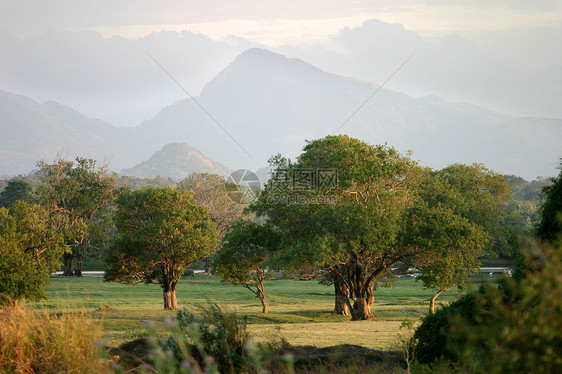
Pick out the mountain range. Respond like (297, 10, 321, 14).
(1, 48, 561, 180)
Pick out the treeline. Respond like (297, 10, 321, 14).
(0, 135, 555, 313)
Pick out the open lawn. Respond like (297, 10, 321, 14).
(34, 274, 470, 350)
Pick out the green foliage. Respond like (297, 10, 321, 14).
(37, 157, 117, 225)
(403, 203, 488, 312)
(413, 292, 477, 365)
(0, 201, 83, 304)
(139, 304, 255, 374)
(213, 220, 280, 284)
(0, 178, 34, 208)
(418, 164, 512, 257)
(414, 240, 562, 372)
(36, 156, 118, 275)
(536, 160, 562, 242)
(105, 187, 218, 309)
(116, 174, 177, 190)
(213, 220, 281, 313)
(252, 135, 423, 320)
(505, 174, 550, 203)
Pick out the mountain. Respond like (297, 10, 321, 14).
(120, 142, 231, 180)
(0, 90, 138, 175)
(1, 48, 561, 179)
(136, 48, 562, 179)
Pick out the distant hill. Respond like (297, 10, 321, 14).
(120, 143, 230, 180)
(0, 89, 137, 174)
(1, 48, 561, 179)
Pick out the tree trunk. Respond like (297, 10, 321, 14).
(74, 251, 83, 276)
(351, 295, 375, 320)
(163, 282, 178, 310)
(333, 276, 350, 316)
(203, 256, 212, 274)
(62, 252, 74, 276)
(429, 288, 449, 314)
(256, 275, 269, 313)
(260, 294, 269, 314)
(366, 286, 375, 312)
(349, 282, 375, 321)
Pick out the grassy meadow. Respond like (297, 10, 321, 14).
(33, 274, 474, 350)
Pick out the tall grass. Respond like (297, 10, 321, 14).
(0, 302, 111, 373)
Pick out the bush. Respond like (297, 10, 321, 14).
(413, 292, 477, 365)
(0, 303, 111, 373)
(141, 303, 258, 374)
(413, 241, 562, 372)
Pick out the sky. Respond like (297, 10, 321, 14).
(1, 0, 561, 127)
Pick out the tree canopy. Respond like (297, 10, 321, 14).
(104, 187, 218, 310)
(37, 157, 117, 276)
(212, 220, 281, 313)
(403, 204, 488, 313)
(178, 173, 246, 238)
(418, 164, 511, 257)
(0, 179, 34, 209)
(252, 135, 423, 320)
(0, 201, 84, 305)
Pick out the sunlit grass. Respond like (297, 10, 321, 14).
(36, 274, 466, 349)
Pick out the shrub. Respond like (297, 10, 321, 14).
(413, 241, 562, 372)
(142, 303, 258, 374)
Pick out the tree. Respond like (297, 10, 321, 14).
(104, 187, 218, 310)
(403, 204, 488, 313)
(178, 173, 247, 272)
(37, 157, 117, 276)
(536, 160, 562, 242)
(178, 173, 246, 238)
(212, 220, 280, 313)
(0, 179, 34, 208)
(252, 135, 422, 320)
(0, 201, 84, 305)
(420, 164, 511, 257)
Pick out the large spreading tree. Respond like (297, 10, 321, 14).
(104, 187, 218, 310)
(37, 157, 117, 276)
(252, 135, 423, 320)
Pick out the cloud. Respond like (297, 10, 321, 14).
(0, 28, 254, 126)
(276, 19, 562, 119)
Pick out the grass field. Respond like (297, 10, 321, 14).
(32, 274, 477, 351)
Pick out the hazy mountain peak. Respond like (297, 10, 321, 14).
(235, 48, 318, 71)
(120, 142, 230, 181)
(201, 48, 336, 97)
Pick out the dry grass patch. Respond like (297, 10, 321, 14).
(249, 320, 404, 350)
(0, 302, 111, 374)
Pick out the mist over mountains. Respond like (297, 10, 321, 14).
(1, 48, 561, 180)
